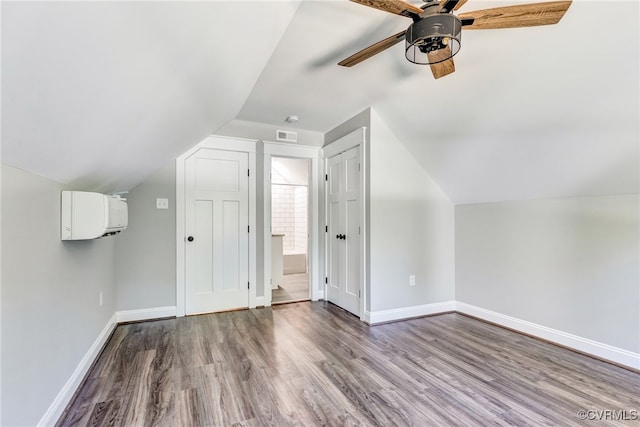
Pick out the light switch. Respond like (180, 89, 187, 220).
(156, 198, 169, 209)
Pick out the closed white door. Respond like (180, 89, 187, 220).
(327, 146, 360, 316)
(185, 148, 249, 314)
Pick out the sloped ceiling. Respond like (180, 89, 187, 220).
(1, 1, 300, 192)
(2, 1, 638, 204)
(371, 1, 640, 204)
(239, 0, 639, 204)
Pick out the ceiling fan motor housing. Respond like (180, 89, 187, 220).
(405, 14, 462, 64)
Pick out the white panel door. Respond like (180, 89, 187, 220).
(326, 146, 360, 316)
(185, 148, 249, 314)
(327, 154, 342, 305)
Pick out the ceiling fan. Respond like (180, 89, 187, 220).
(339, 0, 572, 79)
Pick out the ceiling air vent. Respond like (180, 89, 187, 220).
(276, 130, 297, 143)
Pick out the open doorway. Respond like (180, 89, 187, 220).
(270, 157, 310, 304)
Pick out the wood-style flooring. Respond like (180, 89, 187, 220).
(272, 273, 310, 304)
(58, 302, 640, 426)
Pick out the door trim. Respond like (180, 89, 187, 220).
(263, 142, 322, 305)
(322, 128, 368, 321)
(176, 135, 257, 317)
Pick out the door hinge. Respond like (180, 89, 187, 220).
(359, 226, 361, 235)
(325, 174, 328, 181)
(359, 163, 361, 172)
(359, 290, 361, 299)
(325, 225, 328, 232)
(248, 282, 250, 289)
(325, 277, 328, 284)
(247, 225, 250, 233)
(247, 169, 250, 177)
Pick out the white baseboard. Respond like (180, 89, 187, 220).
(115, 306, 176, 323)
(365, 301, 456, 325)
(37, 313, 117, 427)
(455, 302, 640, 370)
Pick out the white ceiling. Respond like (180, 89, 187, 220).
(2, 0, 638, 204)
(1, 1, 300, 192)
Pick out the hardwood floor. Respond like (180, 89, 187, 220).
(272, 273, 310, 304)
(58, 302, 640, 426)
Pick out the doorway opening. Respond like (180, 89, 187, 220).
(270, 157, 310, 304)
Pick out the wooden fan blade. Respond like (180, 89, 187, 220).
(428, 47, 455, 79)
(459, 1, 572, 30)
(454, 0, 469, 11)
(349, 0, 423, 17)
(438, 0, 468, 13)
(338, 30, 407, 67)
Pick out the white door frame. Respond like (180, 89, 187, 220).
(263, 142, 321, 306)
(322, 128, 367, 321)
(176, 135, 257, 317)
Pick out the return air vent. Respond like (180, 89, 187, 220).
(276, 130, 297, 143)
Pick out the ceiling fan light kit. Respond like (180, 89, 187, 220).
(341, 0, 572, 79)
(405, 13, 461, 64)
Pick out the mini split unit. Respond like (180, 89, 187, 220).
(61, 191, 128, 240)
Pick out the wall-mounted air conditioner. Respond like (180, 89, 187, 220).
(61, 191, 128, 240)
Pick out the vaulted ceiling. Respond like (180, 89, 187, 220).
(2, 1, 638, 204)
(1, 1, 300, 192)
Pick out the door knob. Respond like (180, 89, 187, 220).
(336, 234, 340, 240)
(187, 236, 194, 242)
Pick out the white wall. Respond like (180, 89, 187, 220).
(323, 109, 455, 315)
(1, 164, 117, 426)
(294, 186, 308, 254)
(272, 182, 297, 253)
(272, 183, 308, 255)
(114, 131, 322, 310)
(115, 162, 176, 311)
(324, 110, 371, 147)
(218, 119, 324, 147)
(2, 117, 633, 425)
(456, 195, 640, 353)
(272, 157, 309, 186)
(368, 110, 455, 312)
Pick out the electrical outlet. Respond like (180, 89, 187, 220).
(156, 198, 169, 209)
(409, 275, 416, 286)
(99, 291, 103, 307)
